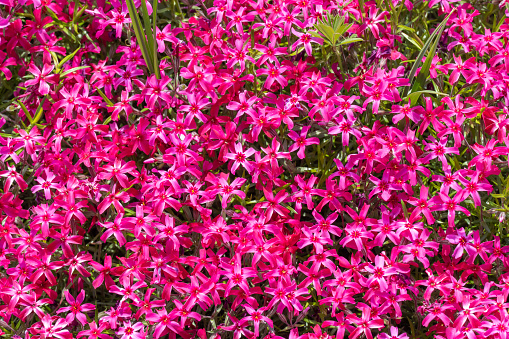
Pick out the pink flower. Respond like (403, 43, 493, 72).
(116, 321, 146, 339)
(57, 290, 96, 326)
(25, 63, 58, 95)
(347, 306, 384, 339)
(289, 126, 319, 159)
(291, 29, 323, 56)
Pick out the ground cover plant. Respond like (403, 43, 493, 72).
(0, 0, 509, 338)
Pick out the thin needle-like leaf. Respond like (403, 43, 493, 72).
(27, 96, 47, 131)
(125, 0, 154, 74)
(56, 45, 82, 72)
(140, 0, 155, 66)
(16, 100, 33, 123)
(403, 8, 456, 98)
(338, 36, 363, 45)
(152, 0, 160, 79)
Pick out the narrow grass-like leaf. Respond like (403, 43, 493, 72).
(383, 0, 395, 20)
(152, 0, 160, 79)
(495, 14, 506, 32)
(57, 45, 82, 71)
(404, 90, 447, 106)
(411, 20, 451, 94)
(398, 25, 424, 47)
(401, 201, 409, 219)
(74, 4, 88, 23)
(96, 88, 114, 106)
(71, 0, 88, 31)
(335, 22, 353, 40)
(102, 116, 113, 125)
(28, 96, 47, 131)
(139, 0, 155, 65)
(403, 8, 456, 98)
(60, 66, 90, 77)
(16, 100, 33, 123)
(394, 0, 405, 25)
(71, 0, 79, 26)
(338, 36, 363, 45)
(358, 0, 364, 18)
(310, 31, 325, 40)
(397, 24, 415, 32)
(400, 32, 423, 50)
(125, 0, 154, 74)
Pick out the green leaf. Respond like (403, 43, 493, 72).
(74, 3, 88, 23)
(314, 14, 352, 46)
(309, 31, 324, 39)
(404, 90, 447, 106)
(338, 36, 363, 45)
(412, 37, 443, 94)
(102, 115, 113, 126)
(28, 96, 47, 132)
(61, 27, 79, 42)
(403, 8, 456, 98)
(71, 0, 79, 26)
(152, 0, 160, 78)
(71, 1, 88, 31)
(334, 22, 353, 40)
(358, 0, 364, 17)
(400, 32, 423, 50)
(57, 45, 82, 71)
(331, 15, 342, 31)
(316, 24, 335, 44)
(96, 88, 114, 107)
(125, 0, 154, 74)
(397, 24, 415, 32)
(16, 100, 33, 123)
(453, 156, 461, 171)
(495, 13, 506, 32)
(139, 0, 156, 68)
(60, 66, 90, 77)
(45, 7, 64, 25)
(401, 201, 409, 219)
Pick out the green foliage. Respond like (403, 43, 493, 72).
(404, 8, 456, 102)
(125, 0, 160, 78)
(312, 13, 357, 47)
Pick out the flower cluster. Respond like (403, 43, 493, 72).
(1, 0, 509, 338)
